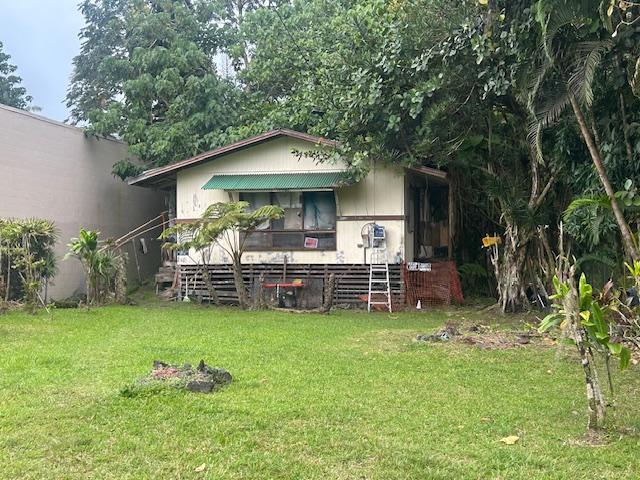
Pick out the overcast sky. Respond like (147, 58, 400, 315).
(0, 1, 85, 121)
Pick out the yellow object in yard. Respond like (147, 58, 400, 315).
(482, 235, 502, 248)
(292, 278, 303, 285)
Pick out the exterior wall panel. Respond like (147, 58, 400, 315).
(175, 138, 407, 265)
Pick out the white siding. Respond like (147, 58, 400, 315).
(175, 137, 407, 264)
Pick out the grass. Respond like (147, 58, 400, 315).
(0, 304, 639, 479)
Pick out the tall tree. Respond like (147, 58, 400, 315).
(0, 41, 33, 110)
(67, 0, 241, 178)
(525, 0, 640, 261)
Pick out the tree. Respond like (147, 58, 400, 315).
(204, 201, 283, 309)
(524, 0, 640, 261)
(164, 201, 283, 309)
(67, 0, 241, 178)
(160, 217, 223, 305)
(0, 41, 33, 110)
(67, 229, 120, 306)
(0, 218, 57, 313)
(540, 256, 631, 431)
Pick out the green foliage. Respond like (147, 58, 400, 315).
(161, 201, 283, 308)
(0, 41, 32, 110)
(67, 229, 122, 306)
(67, 0, 242, 178)
(458, 262, 489, 297)
(540, 272, 631, 370)
(0, 218, 58, 312)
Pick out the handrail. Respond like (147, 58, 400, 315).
(112, 210, 169, 249)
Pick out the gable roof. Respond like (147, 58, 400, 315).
(128, 129, 338, 189)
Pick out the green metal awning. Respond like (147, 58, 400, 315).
(202, 172, 353, 191)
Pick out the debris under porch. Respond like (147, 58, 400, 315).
(176, 260, 463, 310)
(178, 263, 405, 309)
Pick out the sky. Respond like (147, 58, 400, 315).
(0, 1, 85, 121)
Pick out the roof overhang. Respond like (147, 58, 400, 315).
(128, 129, 338, 189)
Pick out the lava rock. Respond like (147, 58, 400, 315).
(186, 380, 216, 393)
(153, 360, 170, 369)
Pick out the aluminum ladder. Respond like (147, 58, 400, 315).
(367, 247, 392, 312)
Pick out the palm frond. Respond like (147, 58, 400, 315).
(527, 90, 571, 162)
(576, 253, 617, 269)
(567, 41, 612, 106)
(630, 55, 640, 99)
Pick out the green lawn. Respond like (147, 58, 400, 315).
(1, 305, 639, 479)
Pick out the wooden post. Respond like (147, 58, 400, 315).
(283, 255, 288, 283)
(131, 238, 142, 283)
(448, 180, 454, 259)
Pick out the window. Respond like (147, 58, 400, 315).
(240, 191, 337, 250)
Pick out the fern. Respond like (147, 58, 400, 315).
(575, 253, 617, 269)
(563, 195, 611, 221)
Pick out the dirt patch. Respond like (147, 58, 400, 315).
(564, 429, 611, 447)
(416, 322, 546, 350)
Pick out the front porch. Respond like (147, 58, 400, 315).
(177, 260, 463, 310)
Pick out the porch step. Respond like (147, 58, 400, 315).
(155, 262, 178, 299)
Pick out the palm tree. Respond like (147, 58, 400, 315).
(525, 0, 639, 261)
(162, 202, 284, 309)
(67, 229, 100, 305)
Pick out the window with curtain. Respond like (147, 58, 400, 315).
(240, 191, 336, 250)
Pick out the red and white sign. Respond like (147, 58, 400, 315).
(304, 237, 319, 249)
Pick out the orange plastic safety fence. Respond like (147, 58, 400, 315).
(403, 261, 464, 307)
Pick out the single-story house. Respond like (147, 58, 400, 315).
(130, 129, 455, 306)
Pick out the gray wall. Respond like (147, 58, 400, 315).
(0, 104, 166, 299)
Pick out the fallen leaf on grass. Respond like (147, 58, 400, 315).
(500, 435, 519, 445)
(195, 463, 207, 472)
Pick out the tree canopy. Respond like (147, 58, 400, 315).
(0, 41, 33, 110)
(67, 0, 640, 309)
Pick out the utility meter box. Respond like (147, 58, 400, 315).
(371, 224, 386, 248)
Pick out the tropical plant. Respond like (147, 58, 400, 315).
(160, 218, 223, 305)
(0, 218, 58, 313)
(67, 229, 99, 305)
(67, 229, 121, 306)
(540, 259, 631, 430)
(524, 0, 640, 261)
(163, 201, 283, 309)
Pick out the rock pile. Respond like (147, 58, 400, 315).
(150, 359, 232, 393)
(416, 323, 460, 342)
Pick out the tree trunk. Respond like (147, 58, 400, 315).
(489, 224, 531, 312)
(232, 255, 249, 309)
(201, 265, 220, 305)
(560, 261, 606, 431)
(5, 256, 11, 302)
(569, 95, 640, 261)
(575, 326, 606, 430)
(321, 273, 336, 313)
(85, 267, 92, 309)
